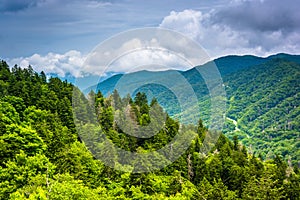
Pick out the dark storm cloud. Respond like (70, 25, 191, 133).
(212, 0, 300, 33)
(0, 0, 41, 12)
(0, 0, 115, 12)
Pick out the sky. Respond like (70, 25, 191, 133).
(1, 0, 300, 79)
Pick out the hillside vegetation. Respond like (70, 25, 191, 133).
(1, 60, 299, 199)
(225, 59, 300, 164)
(94, 54, 300, 164)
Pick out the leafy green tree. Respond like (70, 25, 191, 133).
(242, 166, 284, 200)
(0, 151, 55, 199)
(54, 141, 104, 187)
(283, 170, 300, 199)
(0, 123, 46, 164)
(134, 92, 148, 107)
(23, 106, 75, 161)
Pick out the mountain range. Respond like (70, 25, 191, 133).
(83, 53, 300, 164)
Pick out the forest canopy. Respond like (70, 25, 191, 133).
(0, 60, 299, 199)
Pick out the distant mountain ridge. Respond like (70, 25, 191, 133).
(85, 53, 300, 95)
(84, 53, 300, 164)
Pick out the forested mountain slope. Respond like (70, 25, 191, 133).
(92, 54, 300, 164)
(1, 60, 299, 199)
(224, 59, 300, 164)
(184, 58, 300, 164)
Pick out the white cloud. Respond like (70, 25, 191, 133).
(82, 28, 211, 75)
(111, 48, 191, 73)
(8, 38, 194, 78)
(159, 3, 300, 58)
(8, 37, 196, 78)
(159, 10, 204, 41)
(159, 9, 249, 58)
(9, 50, 86, 77)
(84, 38, 193, 74)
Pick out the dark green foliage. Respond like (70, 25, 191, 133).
(0, 60, 299, 199)
(91, 55, 300, 165)
(225, 59, 300, 164)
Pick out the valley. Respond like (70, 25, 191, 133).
(92, 53, 300, 165)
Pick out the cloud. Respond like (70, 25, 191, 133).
(82, 28, 211, 75)
(159, 10, 204, 41)
(159, 0, 300, 58)
(83, 37, 192, 75)
(0, 0, 42, 12)
(160, 9, 249, 57)
(7, 27, 211, 78)
(110, 48, 191, 73)
(9, 50, 86, 77)
(8, 38, 189, 78)
(213, 0, 300, 32)
(0, 0, 114, 12)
